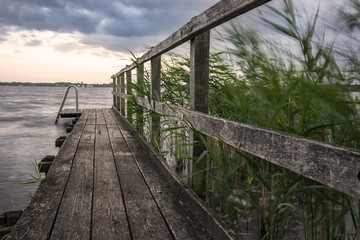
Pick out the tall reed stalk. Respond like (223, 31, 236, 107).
(125, 0, 360, 238)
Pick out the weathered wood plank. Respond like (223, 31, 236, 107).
(92, 124, 131, 239)
(102, 108, 117, 125)
(113, 0, 270, 76)
(110, 109, 214, 240)
(96, 108, 106, 124)
(6, 110, 90, 240)
(87, 108, 96, 125)
(50, 123, 95, 239)
(107, 123, 173, 239)
(125, 96, 360, 199)
(110, 108, 234, 239)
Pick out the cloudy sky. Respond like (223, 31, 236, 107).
(0, 0, 355, 84)
(0, 0, 219, 83)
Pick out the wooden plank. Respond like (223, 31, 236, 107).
(190, 31, 210, 196)
(113, 0, 270, 76)
(102, 108, 117, 125)
(110, 108, 234, 239)
(6, 110, 90, 240)
(92, 124, 131, 239)
(110, 110, 214, 240)
(87, 108, 96, 125)
(50, 123, 95, 239)
(107, 124, 173, 239)
(96, 108, 106, 124)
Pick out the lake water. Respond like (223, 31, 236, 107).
(0, 86, 112, 213)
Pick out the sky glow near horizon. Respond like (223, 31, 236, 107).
(0, 0, 218, 84)
(0, 0, 356, 84)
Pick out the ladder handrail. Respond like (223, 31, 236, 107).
(54, 85, 79, 123)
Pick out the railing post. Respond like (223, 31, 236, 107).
(116, 75, 121, 111)
(126, 70, 133, 123)
(112, 76, 116, 108)
(151, 55, 161, 150)
(120, 73, 125, 116)
(190, 31, 210, 198)
(136, 64, 144, 134)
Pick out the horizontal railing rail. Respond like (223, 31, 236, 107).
(113, 93, 360, 199)
(112, 0, 270, 78)
(111, 0, 360, 202)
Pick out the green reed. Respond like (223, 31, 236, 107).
(124, 0, 360, 238)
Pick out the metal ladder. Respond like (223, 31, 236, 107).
(54, 85, 79, 123)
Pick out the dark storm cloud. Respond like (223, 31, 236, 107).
(0, 0, 218, 52)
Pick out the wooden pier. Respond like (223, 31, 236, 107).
(7, 108, 230, 240)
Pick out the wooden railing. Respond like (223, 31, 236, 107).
(111, 0, 360, 199)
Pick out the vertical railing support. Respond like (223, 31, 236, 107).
(112, 76, 116, 108)
(126, 70, 133, 123)
(190, 31, 210, 198)
(116, 75, 121, 111)
(136, 64, 144, 134)
(151, 55, 161, 150)
(120, 73, 125, 116)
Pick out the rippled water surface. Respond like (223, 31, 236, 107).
(0, 86, 112, 213)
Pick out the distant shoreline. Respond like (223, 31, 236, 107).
(0, 82, 112, 88)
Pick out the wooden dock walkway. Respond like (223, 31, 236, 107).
(7, 108, 229, 240)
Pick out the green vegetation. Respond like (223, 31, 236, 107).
(125, 0, 360, 239)
(22, 158, 43, 185)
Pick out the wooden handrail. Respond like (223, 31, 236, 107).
(111, 0, 360, 200)
(112, 0, 270, 77)
(113, 93, 360, 199)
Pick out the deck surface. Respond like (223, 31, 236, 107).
(7, 108, 212, 240)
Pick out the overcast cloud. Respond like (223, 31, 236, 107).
(0, 0, 218, 53)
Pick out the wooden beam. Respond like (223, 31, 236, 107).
(125, 95, 360, 199)
(151, 55, 161, 150)
(113, 0, 271, 77)
(190, 31, 210, 197)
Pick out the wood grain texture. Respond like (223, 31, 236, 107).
(107, 123, 173, 240)
(111, 108, 233, 239)
(96, 108, 106, 124)
(6, 110, 90, 240)
(111, 109, 214, 240)
(126, 96, 360, 199)
(50, 123, 95, 239)
(92, 124, 131, 240)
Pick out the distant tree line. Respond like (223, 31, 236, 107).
(0, 82, 112, 87)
